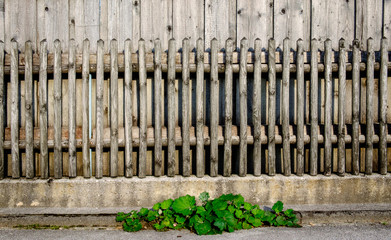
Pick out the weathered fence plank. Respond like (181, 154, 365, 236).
(379, 37, 388, 174)
(324, 39, 332, 176)
(210, 38, 219, 177)
(82, 39, 90, 177)
(196, 38, 204, 177)
(124, 39, 133, 178)
(39, 40, 48, 179)
(365, 38, 374, 175)
(224, 38, 233, 177)
(268, 38, 276, 176)
(337, 38, 346, 176)
(25, 41, 34, 178)
(182, 38, 191, 177)
(0, 40, 4, 179)
(310, 38, 318, 176)
(53, 40, 62, 178)
(296, 39, 304, 176)
(11, 40, 19, 178)
(282, 38, 290, 176)
(68, 39, 77, 177)
(352, 39, 360, 175)
(356, 0, 382, 50)
(253, 38, 262, 176)
(167, 39, 176, 177)
(153, 39, 162, 177)
(239, 38, 248, 176)
(110, 39, 118, 177)
(138, 39, 147, 178)
(95, 40, 104, 178)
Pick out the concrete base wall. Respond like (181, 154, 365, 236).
(1, 174, 390, 209)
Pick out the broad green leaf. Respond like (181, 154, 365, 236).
(235, 222, 243, 230)
(196, 206, 206, 215)
(212, 199, 228, 211)
(219, 194, 235, 201)
(248, 216, 255, 224)
(251, 208, 264, 218)
(242, 222, 252, 229)
(233, 195, 245, 208)
(194, 221, 212, 235)
(228, 226, 235, 233)
(199, 192, 210, 203)
(228, 205, 236, 213)
(172, 195, 196, 216)
(153, 203, 161, 211)
(272, 201, 284, 213)
(252, 218, 262, 227)
(176, 216, 186, 224)
(147, 210, 158, 221)
(216, 210, 236, 226)
(139, 208, 149, 217)
(235, 209, 243, 219)
(243, 202, 252, 211)
(213, 218, 226, 231)
(161, 199, 173, 209)
(116, 212, 129, 222)
(276, 216, 286, 226)
(284, 209, 294, 217)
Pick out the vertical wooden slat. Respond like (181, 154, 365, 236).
(53, 39, 62, 178)
(324, 39, 332, 176)
(296, 39, 304, 176)
(196, 38, 204, 177)
(82, 39, 90, 177)
(182, 38, 191, 177)
(124, 39, 133, 177)
(282, 37, 291, 176)
(154, 39, 162, 177)
(352, 39, 360, 175)
(310, 38, 318, 176)
(239, 38, 248, 176)
(39, 40, 48, 179)
(0, 40, 4, 179)
(11, 40, 19, 178)
(224, 38, 233, 177)
(68, 39, 77, 177)
(25, 40, 34, 178)
(268, 38, 276, 176)
(110, 39, 118, 177)
(365, 38, 374, 175)
(95, 39, 104, 178)
(379, 37, 388, 175)
(338, 38, 346, 176)
(138, 39, 147, 178)
(210, 38, 219, 177)
(168, 39, 176, 177)
(253, 38, 262, 176)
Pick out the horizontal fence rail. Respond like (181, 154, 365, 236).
(0, 37, 390, 179)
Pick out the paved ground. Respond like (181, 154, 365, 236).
(1, 224, 390, 240)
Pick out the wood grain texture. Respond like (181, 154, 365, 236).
(25, 41, 34, 178)
(196, 38, 204, 177)
(182, 38, 191, 177)
(0, 41, 4, 178)
(153, 39, 162, 177)
(109, 39, 118, 177)
(324, 39, 332, 176)
(365, 38, 374, 175)
(296, 39, 304, 176)
(210, 38, 219, 177)
(95, 40, 104, 178)
(68, 39, 77, 177)
(268, 38, 276, 176)
(10, 40, 19, 178)
(239, 38, 248, 176)
(282, 38, 290, 176)
(0, 0, 4, 42)
(82, 39, 90, 177)
(379, 37, 388, 174)
(253, 38, 262, 176)
(356, 0, 382, 50)
(167, 39, 176, 177)
(53, 40, 62, 178)
(39, 40, 48, 179)
(337, 38, 346, 176)
(352, 39, 360, 175)
(138, 39, 147, 178)
(124, 39, 133, 177)
(310, 38, 318, 176)
(224, 38, 233, 177)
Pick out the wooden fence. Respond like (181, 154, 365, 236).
(0, 37, 390, 179)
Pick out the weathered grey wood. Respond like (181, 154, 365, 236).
(310, 38, 318, 176)
(296, 39, 305, 176)
(110, 39, 118, 177)
(253, 38, 262, 176)
(39, 40, 48, 179)
(0, 0, 4, 42)
(210, 38, 219, 177)
(167, 39, 176, 177)
(355, 0, 382, 50)
(25, 40, 34, 178)
(379, 37, 388, 175)
(282, 37, 291, 176)
(196, 38, 204, 177)
(95, 40, 104, 178)
(268, 38, 276, 176)
(138, 39, 147, 178)
(10, 40, 19, 178)
(124, 39, 133, 178)
(224, 38, 233, 177)
(365, 38, 374, 175)
(324, 39, 332, 176)
(82, 39, 90, 177)
(153, 39, 162, 177)
(182, 38, 191, 177)
(53, 39, 62, 178)
(239, 38, 248, 176)
(0, 41, 4, 179)
(68, 39, 77, 178)
(338, 38, 346, 176)
(352, 39, 360, 175)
